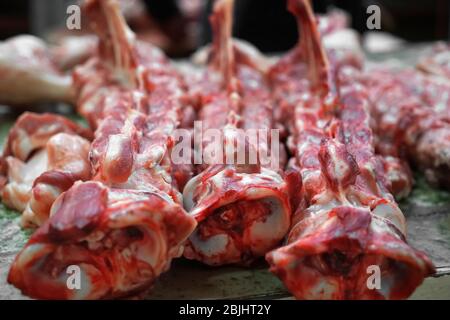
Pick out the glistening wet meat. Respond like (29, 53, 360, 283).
(7, 0, 196, 300)
(0, 112, 92, 228)
(182, 0, 291, 266)
(266, 0, 434, 300)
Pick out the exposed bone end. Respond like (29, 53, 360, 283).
(8, 182, 196, 299)
(0, 35, 75, 105)
(183, 166, 291, 266)
(1, 181, 32, 213)
(266, 205, 434, 300)
(101, 133, 135, 184)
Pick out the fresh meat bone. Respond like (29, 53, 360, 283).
(8, 0, 196, 300)
(76, 0, 193, 193)
(0, 3, 140, 106)
(266, 0, 433, 300)
(0, 35, 74, 106)
(0, 19, 137, 106)
(8, 180, 194, 299)
(365, 67, 450, 188)
(0, 112, 92, 228)
(299, 5, 411, 199)
(417, 42, 450, 80)
(74, 0, 193, 190)
(191, 38, 274, 75)
(315, 15, 411, 199)
(271, 3, 413, 199)
(182, 0, 291, 266)
(51, 35, 98, 72)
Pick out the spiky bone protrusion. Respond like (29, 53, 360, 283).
(182, 0, 291, 266)
(8, 0, 196, 300)
(266, 0, 434, 300)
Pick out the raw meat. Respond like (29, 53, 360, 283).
(0, 112, 92, 228)
(8, 0, 196, 300)
(182, 0, 291, 266)
(266, 0, 434, 300)
(0, 35, 74, 105)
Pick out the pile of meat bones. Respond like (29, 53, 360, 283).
(4, 0, 450, 299)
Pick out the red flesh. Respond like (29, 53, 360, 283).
(8, 0, 196, 300)
(266, 0, 434, 300)
(182, 0, 291, 266)
(0, 112, 92, 227)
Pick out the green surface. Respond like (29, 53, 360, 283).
(0, 118, 13, 150)
(0, 204, 30, 255)
(403, 174, 450, 206)
(149, 260, 287, 300)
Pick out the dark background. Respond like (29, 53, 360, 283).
(0, 0, 449, 55)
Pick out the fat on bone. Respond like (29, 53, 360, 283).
(182, 0, 291, 267)
(266, 0, 433, 300)
(0, 112, 92, 228)
(8, 0, 196, 300)
(0, 35, 74, 105)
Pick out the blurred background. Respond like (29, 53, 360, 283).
(0, 0, 449, 57)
